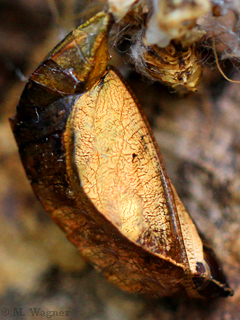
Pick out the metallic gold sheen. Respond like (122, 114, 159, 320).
(10, 10, 233, 299)
(64, 70, 211, 298)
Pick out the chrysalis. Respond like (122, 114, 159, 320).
(10, 11, 233, 299)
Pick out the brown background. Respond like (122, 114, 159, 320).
(0, 0, 239, 319)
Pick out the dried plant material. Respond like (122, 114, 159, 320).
(109, 0, 240, 90)
(131, 39, 202, 92)
(108, 0, 210, 46)
(213, 37, 240, 83)
(108, 0, 205, 91)
(199, 8, 240, 60)
(10, 11, 233, 299)
(108, 0, 140, 21)
(108, 0, 207, 92)
(145, 0, 211, 47)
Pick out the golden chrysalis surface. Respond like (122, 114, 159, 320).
(10, 11, 233, 299)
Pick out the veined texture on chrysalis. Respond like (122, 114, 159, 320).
(10, 11, 233, 299)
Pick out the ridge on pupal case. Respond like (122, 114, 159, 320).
(12, 11, 112, 125)
(10, 11, 233, 299)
